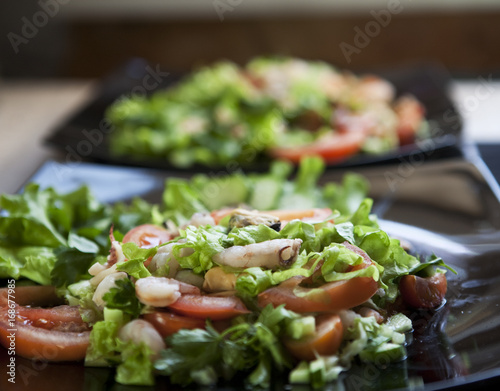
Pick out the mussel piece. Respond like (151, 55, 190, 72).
(228, 208, 281, 231)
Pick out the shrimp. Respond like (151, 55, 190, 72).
(118, 319, 166, 359)
(135, 276, 200, 307)
(212, 238, 302, 270)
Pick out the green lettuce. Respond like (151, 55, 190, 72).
(102, 278, 143, 318)
(155, 305, 298, 388)
(86, 310, 155, 386)
(0, 184, 165, 287)
(228, 224, 281, 246)
(0, 246, 56, 285)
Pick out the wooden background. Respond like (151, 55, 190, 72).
(1, 5, 499, 79)
(63, 12, 500, 78)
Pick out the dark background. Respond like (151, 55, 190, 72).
(1, 1, 499, 185)
(1, 2, 500, 79)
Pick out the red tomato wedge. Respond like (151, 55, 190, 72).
(258, 243, 379, 313)
(399, 273, 447, 309)
(268, 131, 366, 164)
(123, 224, 173, 248)
(283, 314, 343, 361)
(0, 286, 90, 362)
(168, 295, 250, 320)
(143, 311, 205, 338)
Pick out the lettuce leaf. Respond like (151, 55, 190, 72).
(155, 305, 296, 388)
(0, 246, 56, 285)
(86, 311, 155, 386)
(116, 342, 155, 386)
(0, 184, 166, 287)
(173, 225, 228, 274)
(228, 224, 280, 246)
(116, 242, 157, 279)
(0, 184, 67, 247)
(85, 319, 124, 366)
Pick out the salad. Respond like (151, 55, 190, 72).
(106, 57, 428, 168)
(0, 158, 451, 389)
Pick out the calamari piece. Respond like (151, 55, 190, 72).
(212, 239, 302, 270)
(148, 241, 193, 277)
(88, 239, 125, 277)
(118, 319, 166, 359)
(92, 271, 127, 308)
(228, 208, 281, 231)
(135, 276, 200, 307)
(90, 263, 119, 287)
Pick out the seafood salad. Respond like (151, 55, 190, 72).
(0, 158, 452, 388)
(107, 57, 427, 168)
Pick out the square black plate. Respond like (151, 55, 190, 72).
(45, 59, 463, 173)
(2, 144, 500, 390)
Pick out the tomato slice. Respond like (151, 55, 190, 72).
(268, 131, 366, 164)
(123, 224, 173, 248)
(283, 314, 343, 361)
(143, 311, 205, 338)
(399, 273, 447, 309)
(0, 285, 62, 308)
(168, 295, 250, 320)
(258, 243, 379, 313)
(0, 287, 90, 362)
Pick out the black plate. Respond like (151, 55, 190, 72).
(2, 144, 500, 390)
(45, 59, 462, 173)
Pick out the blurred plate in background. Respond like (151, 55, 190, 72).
(45, 58, 462, 173)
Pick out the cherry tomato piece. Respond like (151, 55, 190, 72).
(283, 314, 343, 361)
(258, 243, 379, 313)
(399, 273, 447, 309)
(143, 311, 206, 338)
(269, 131, 366, 164)
(123, 224, 172, 248)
